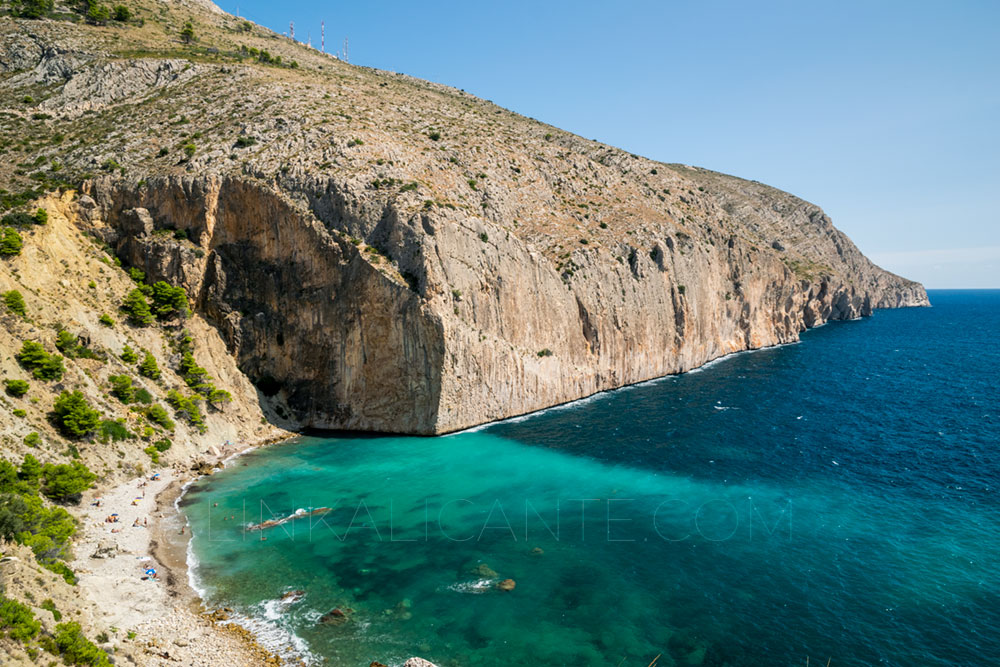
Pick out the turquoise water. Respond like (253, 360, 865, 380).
(182, 290, 1000, 666)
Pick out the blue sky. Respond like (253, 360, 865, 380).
(229, 0, 999, 288)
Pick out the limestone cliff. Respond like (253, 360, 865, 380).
(0, 1, 928, 435)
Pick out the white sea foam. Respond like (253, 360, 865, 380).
(184, 531, 209, 600)
(260, 590, 306, 621)
(225, 608, 317, 665)
(446, 578, 495, 594)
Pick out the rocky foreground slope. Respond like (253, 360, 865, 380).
(1, 0, 928, 436)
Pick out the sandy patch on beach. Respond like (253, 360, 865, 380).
(71, 465, 275, 666)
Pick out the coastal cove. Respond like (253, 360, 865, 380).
(180, 290, 1000, 667)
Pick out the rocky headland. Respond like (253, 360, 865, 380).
(0, 0, 927, 664)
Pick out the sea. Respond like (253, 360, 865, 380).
(179, 289, 1000, 666)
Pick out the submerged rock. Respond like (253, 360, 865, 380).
(280, 589, 305, 604)
(496, 579, 516, 592)
(472, 563, 498, 578)
(318, 607, 353, 625)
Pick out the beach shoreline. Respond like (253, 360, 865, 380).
(71, 434, 298, 666)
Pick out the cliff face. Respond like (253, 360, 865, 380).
(83, 168, 926, 434)
(0, 3, 928, 435)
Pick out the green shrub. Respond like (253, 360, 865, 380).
(0, 492, 28, 541)
(42, 560, 77, 586)
(0, 468, 78, 564)
(42, 461, 96, 502)
(537, 348, 553, 357)
(120, 345, 138, 363)
(179, 351, 211, 393)
(51, 621, 111, 666)
(143, 445, 160, 465)
(19, 454, 42, 487)
(98, 419, 132, 443)
(146, 404, 174, 430)
(51, 390, 101, 438)
(33, 208, 47, 225)
(14, 0, 52, 19)
(208, 388, 232, 408)
(121, 288, 153, 326)
(127, 267, 145, 283)
(86, 3, 111, 25)
(0, 595, 40, 641)
(98, 314, 114, 327)
(0, 227, 23, 256)
(3, 290, 27, 317)
(15, 341, 64, 381)
(23, 432, 41, 448)
(13, 409, 26, 418)
(153, 438, 172, 452)
(180, 21, 195, 44)
(133, 387, 154, 405)
(138, 351, 160, 379)
(427, 131, 441, 141)
(183, 143, 196, 158)
(166, 390, 206, 432)
(1, 212, 35, 227)
(150, 281, 189, 319)
(112, 4, 130, 21)
(4, 379, 29, 397)
(108, 374, 134, 403)
(235, 136, 257, 148)
(41, 599, 61, 621)
(56, 329, 79, 357)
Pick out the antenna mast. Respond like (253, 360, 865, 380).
(321, 21, 325, 53)
(289, 21, 294, 40)
(343, 37, 349, 62)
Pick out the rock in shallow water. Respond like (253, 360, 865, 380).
(403, 659, 439, 667)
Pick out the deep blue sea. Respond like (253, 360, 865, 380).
(181, 289, 1000, 666)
